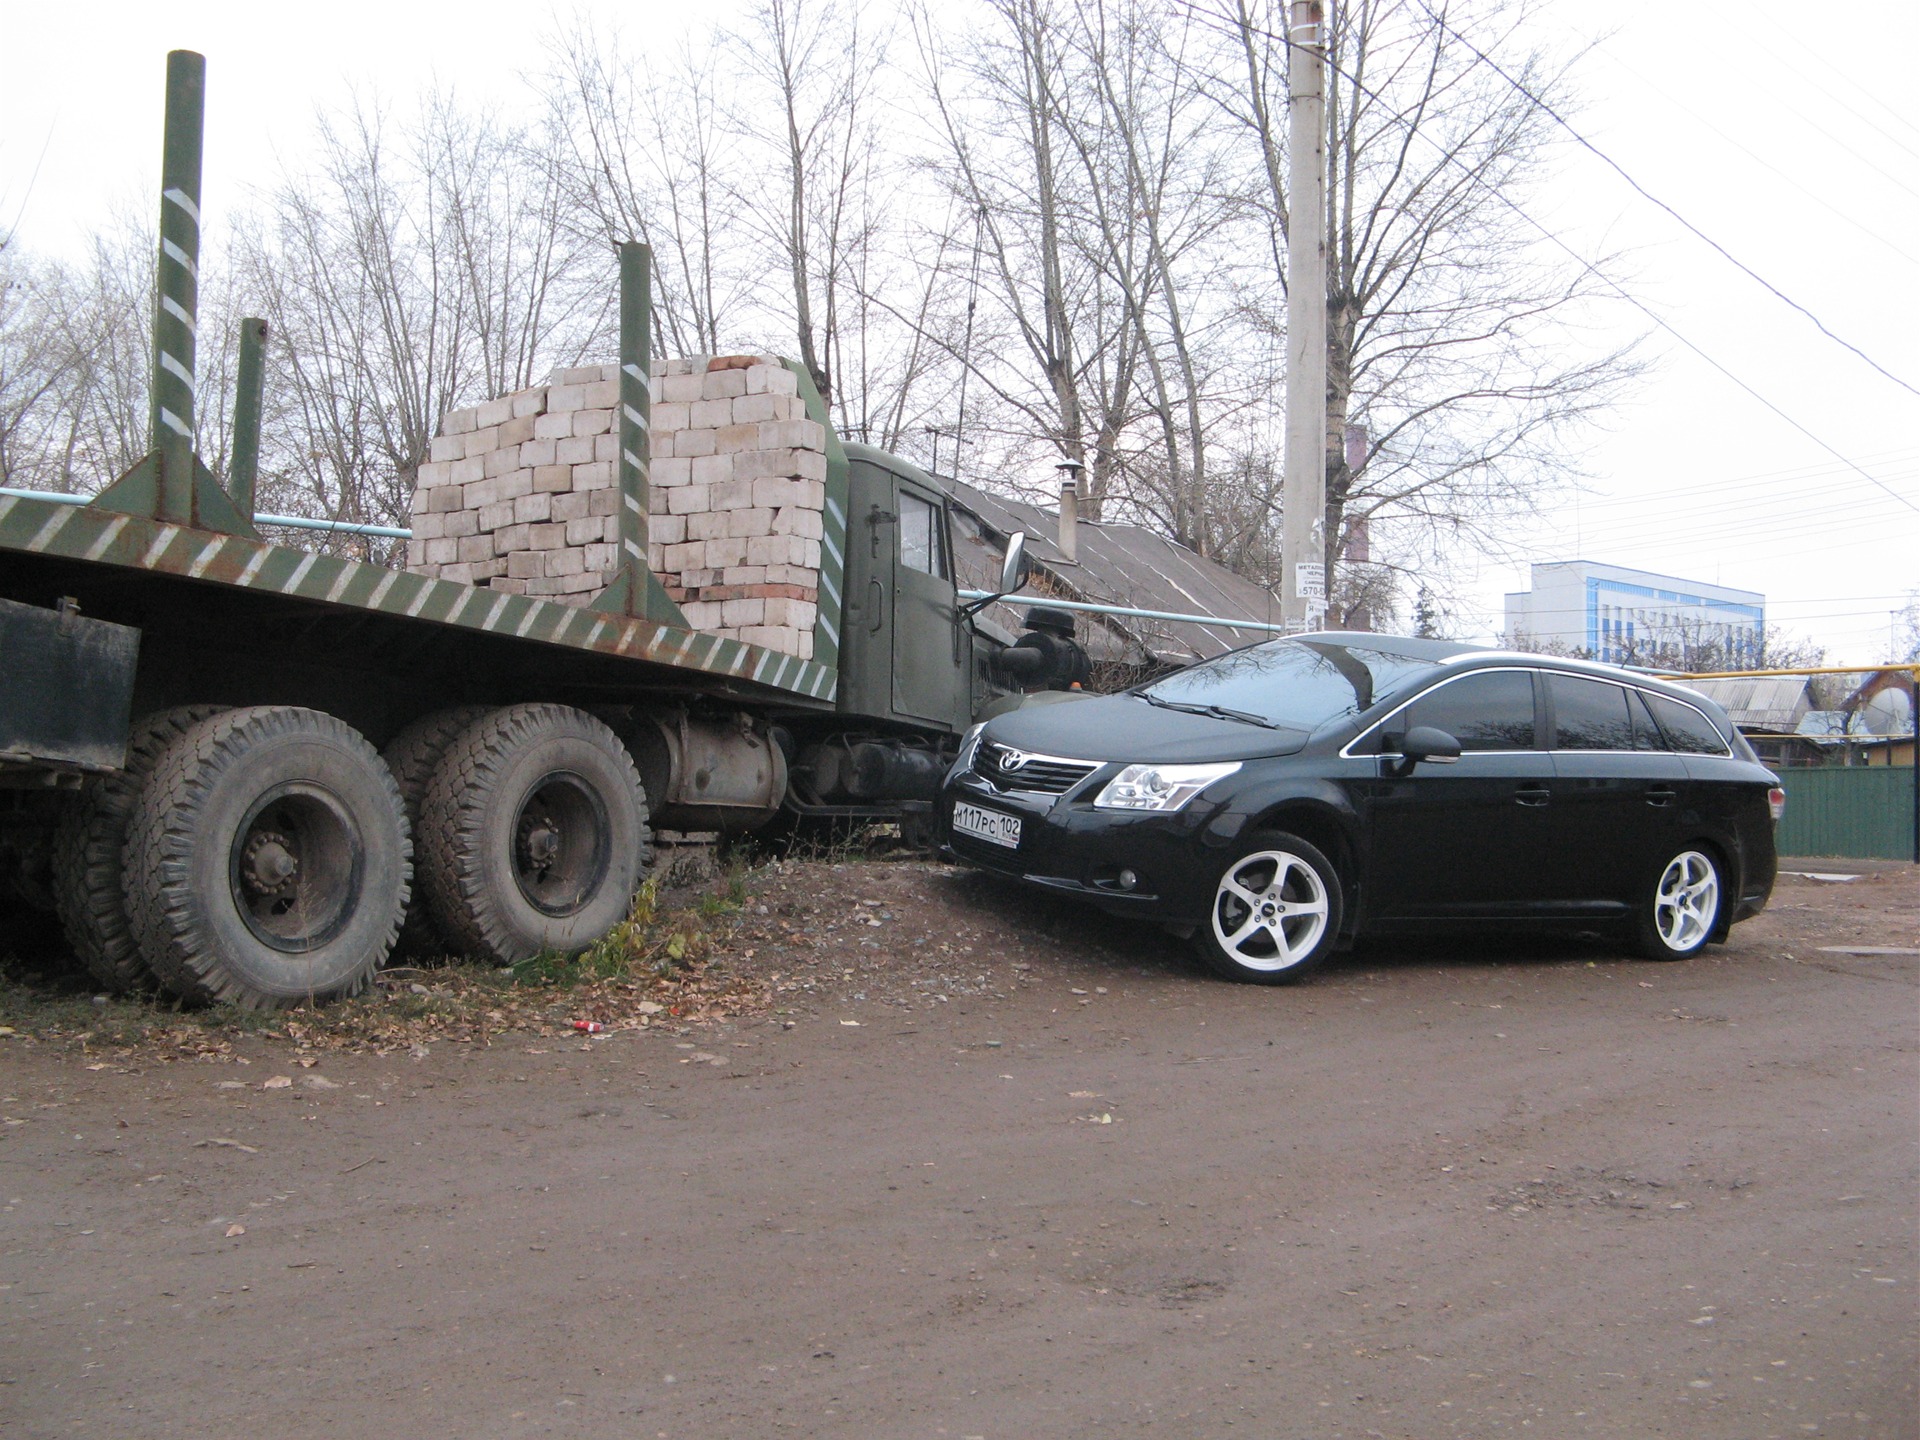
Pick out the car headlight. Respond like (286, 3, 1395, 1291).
(951, 722, 987, 776)
(1094, 761, 1241, 811)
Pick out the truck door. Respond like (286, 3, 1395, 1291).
(891, 481, 968, 729)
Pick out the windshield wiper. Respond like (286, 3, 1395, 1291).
(1139, 693, 1278, 729)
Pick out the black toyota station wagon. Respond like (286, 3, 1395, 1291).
(938, 633, 1783, 984)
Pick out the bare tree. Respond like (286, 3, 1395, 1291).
(1210, 0, 1640, 601)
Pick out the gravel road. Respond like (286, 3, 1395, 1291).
(2, 860, 1914, 1438)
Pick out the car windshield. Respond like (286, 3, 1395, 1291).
(1138, 639, 1442, 730)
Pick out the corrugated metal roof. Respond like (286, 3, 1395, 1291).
(944, 477, 1284, 664)
(1686, 676, 1813, 732)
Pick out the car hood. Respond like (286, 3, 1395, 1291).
(986, 694, 1310, 764)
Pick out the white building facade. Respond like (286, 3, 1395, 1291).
(1504, 560, 1764, 665)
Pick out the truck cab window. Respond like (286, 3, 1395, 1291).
(898, 491, 947, 579)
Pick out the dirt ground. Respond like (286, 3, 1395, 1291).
(2, 855, 1915, 1439)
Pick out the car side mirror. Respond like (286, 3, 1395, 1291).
(1000, 532, 1032, 596)
(1400, 726, 1462, 766)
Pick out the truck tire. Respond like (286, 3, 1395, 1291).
(417, 704, 652, 965)
(51, 704, 225, 992)
(122, 707, 410, 1009)
(382, 705, 491, 958)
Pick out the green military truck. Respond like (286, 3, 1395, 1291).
(0, 52, 1064, 1011)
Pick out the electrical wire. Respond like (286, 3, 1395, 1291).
(1409, 0, 1919, 398)
(1171, 0, 1920, 514)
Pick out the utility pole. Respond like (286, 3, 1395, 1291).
(1279, 1, 1328, 631)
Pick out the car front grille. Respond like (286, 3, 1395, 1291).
(974, 741, 1101, 796)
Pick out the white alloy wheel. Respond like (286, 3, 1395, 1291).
(1647, 849, 1721, 958)
(1207, 843, 1334, 977)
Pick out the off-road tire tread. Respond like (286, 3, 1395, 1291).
(382, 706, 492, 956)
(123, 706, 409, 1008)
(50, 704, 226, 992)
(417, 704, 651, 964)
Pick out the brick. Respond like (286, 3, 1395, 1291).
(651, 514, 686, 545)
(552, 364, 605, 386)
(548, 383, 586, 412)
(451, 456, 486, 486)
(471, 558, 507, 582)
(534, 411, 573, 440)
(440, 561, 475, 585)
(525, 575, 568, 597)
(488, 577, 528, 595)
(464, 477, 500, 511)
(706, 537, 748, 568)
(454, 533, 492, 563)
(528, 522, 568, 550)
(731, 392, 778, 424)
(745, 534, 783, 567)
(497, 468, 535, 501)
(514, 493, 553, 524)
(665, 541, 705, 573)
(533, 464, 573, 494)
(588, 489, 620, 517)
(547, 546, 584, 577)
(508, 550, 546, 580)
(794, 449, 828, 483)
(769, 505, 823, 538)
(680, 568, 718, 590)
(478, 396, 514, 427)
(517, 438, 557, 468)
(443, 509, 480, 538)
(429, 435, 464, 463)
(743, 364, 776, 395)
(423, 485, 463, 514)
(765, 597, 817, 629)
(765, 367, 799, 397)
(740, 625, 797, 653)
(565, 517, 608, 546)
(484, 447, 519, 479)
(686, 510, 728, 541)
(661, 372, 703, 403)
(691, 453, 734, 486)
(551, 491, 590, 523)
(652, 401, 690, 432)
(681, 600, 723, 631)
(716, 422, 760, 451)
(721, 566, 770, 587)
(478, 499, 515, 533)
(752, 477, 805, 510)
(500, 414, 537, 446)
(594, 434, 620, 464)
(511, 389, 548, 419)
(736, 448, 803, 481)
(582, 379, 619, 408)
(652, 456, 692, 487)
(728, 506, 775, 538)
(415, 463, 453, 491)
(703, 369, 748, 400)
(405, 540, 427, 568)
(572, 408, 612, 437)
(554, 435, 594, 466)
(721, 597, 765, 628)
(583, 542, 615, 572)
(674, 428, 716, 458)
(772, 394, 808, 422)
(441, 406, 478, 435)
(496, 522, 532, 554)
(666, 485, 710, 516)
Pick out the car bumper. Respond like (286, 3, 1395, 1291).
(939, 770, 1229, 922)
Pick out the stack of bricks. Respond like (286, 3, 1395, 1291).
(405, 355, 827, 658)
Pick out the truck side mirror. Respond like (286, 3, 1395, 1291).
(1000, 532, 1031, 596)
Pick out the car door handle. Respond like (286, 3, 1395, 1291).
(1514, 784, 1551, 807)
(868, 579, 884, 633)
(1645, 786, 1678, 807)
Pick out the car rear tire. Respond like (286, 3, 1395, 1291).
(1637, 846, 1723, 961)
(1194, 831, 1343, 985)
(416, 704, 652, 965)
(122, 707, 410, 1008)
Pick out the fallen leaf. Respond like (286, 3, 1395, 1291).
(224, 1223, 246, 1238)
(194, 1138, 259, 1153)
(840, 1020, 862, 1027)
(262, 1076, 293, 1090)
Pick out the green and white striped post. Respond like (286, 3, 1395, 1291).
(228, 317, 269, 519)
(592, 240, 682, 624)
(91, 49, 254, 537)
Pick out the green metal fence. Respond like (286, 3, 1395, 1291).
(1774, 765, 1918, 861)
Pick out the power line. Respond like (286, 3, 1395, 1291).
(1177, 0, 1920, 514)
(1409, 0, 1920, 399)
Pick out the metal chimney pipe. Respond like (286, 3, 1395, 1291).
(1056, 461, 1083, 563)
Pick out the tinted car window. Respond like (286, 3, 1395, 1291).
(1550, 674, 1635, 751)
(1142, 640, 1442, 730)
(1626, 688, 1664, 751)
(1372, 670, 1537, 752)
(1645, 693, 1730, 755)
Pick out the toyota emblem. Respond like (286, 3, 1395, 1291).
(998, 747, 1031, 772)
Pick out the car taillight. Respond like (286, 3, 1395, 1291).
(1768, 787, 1786, 823)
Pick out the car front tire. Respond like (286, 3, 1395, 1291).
(1637, 846, 1724, 961)
(1195, 831, 1344, 985)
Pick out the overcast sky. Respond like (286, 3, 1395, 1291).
(3, 0, 1914, 662)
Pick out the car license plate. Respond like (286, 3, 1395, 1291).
(953, 801, 1021, 849)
